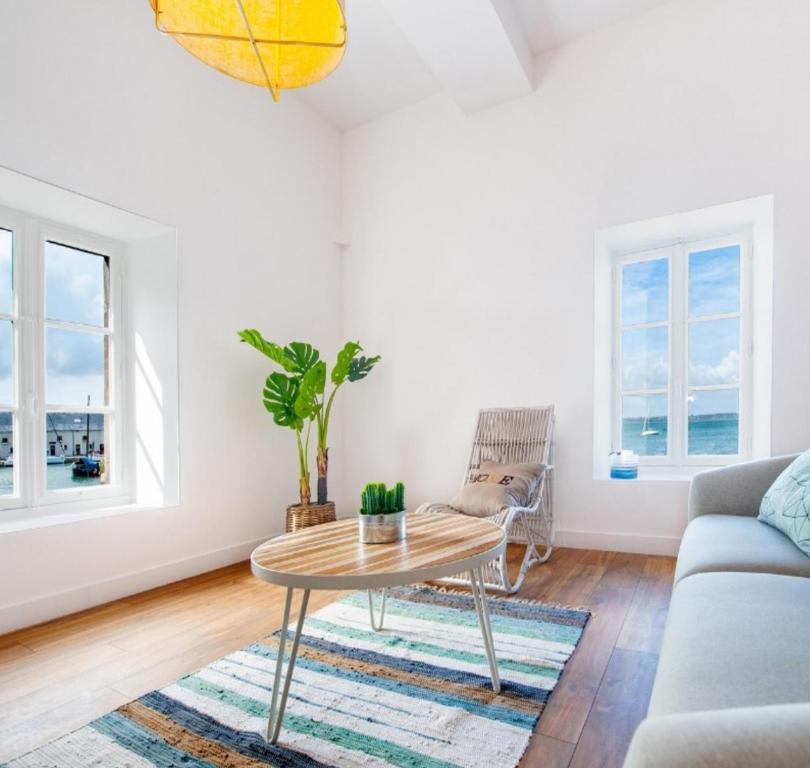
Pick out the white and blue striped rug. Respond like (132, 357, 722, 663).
(4, 586, 589, 768)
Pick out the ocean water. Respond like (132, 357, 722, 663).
(622, 414, 739, 456)
(0, 464, 102, 496)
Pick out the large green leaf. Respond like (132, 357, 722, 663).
(238, 329, 297, 373)
(295, 360, 326, 419)
(284, 342, 320, 375)
(262, 372, 303, 430)
(348, 354, 381, 382)
(331, 341, 362, 386)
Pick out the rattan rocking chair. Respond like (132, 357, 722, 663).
(416, 406, 555, 594)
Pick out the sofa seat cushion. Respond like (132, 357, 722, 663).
(648, 572, 810, 718)
(674, 514, 810, 583)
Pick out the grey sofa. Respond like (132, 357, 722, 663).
(624, 455, 810, 768)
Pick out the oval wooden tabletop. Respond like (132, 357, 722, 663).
(250, 512, 506, 591)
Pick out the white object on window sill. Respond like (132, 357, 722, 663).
(594, 465, 713, 482)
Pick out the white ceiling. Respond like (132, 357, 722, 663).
(294, 2, 441, 131)
(513, 0, 675, 53)
(294, 0, 673, 131)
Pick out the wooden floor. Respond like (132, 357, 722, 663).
(0, 545, 675, 767)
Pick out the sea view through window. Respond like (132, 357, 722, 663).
(616, 236, 747, 464)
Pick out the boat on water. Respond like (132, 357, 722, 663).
(72, 455, 102, 478)
(640, 415, 660, 437)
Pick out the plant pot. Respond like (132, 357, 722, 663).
(358, 509, 407, 544)
(286, 501, 336, 533)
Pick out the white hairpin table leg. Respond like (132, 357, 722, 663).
(367, 588, 387, 631)
(469, 568, 501, 693)
(266, 587, 310, 744)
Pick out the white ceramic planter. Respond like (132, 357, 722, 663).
(358, 510, 407, 544)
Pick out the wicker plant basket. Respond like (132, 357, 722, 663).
(286, 501, 336, 532)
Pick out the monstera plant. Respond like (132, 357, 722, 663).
(315, 341, 380, 504)
(239, 330, 380, 507)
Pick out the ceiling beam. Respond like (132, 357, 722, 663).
(380, 0, 534, 115)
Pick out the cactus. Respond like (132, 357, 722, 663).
(360, 481, 405, 514)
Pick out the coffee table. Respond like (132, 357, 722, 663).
(250, 511, 506, 743)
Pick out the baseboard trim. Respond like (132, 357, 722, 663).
(1, 528, 681, 635)
(555, 528, 681, 556)
(0, 537, 268, 635)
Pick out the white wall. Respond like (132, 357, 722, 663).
(340, 0, 810, 554)
(0, 1, 343, 631)
(3, 0, 809, 632)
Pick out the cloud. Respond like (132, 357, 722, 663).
(46, 244, 106, 326)
(622, 259, 668, 325)
(47, 331, 104, 377)
(689, 350, 739, 386)
(688, 247, 740, 317)
(624, 348, 739, 390)
(623, 355, 668, 390)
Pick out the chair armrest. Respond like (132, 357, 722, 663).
(688, 454, 798, 522)
(623, 703, 810, 768)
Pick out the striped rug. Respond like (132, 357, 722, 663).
(4, 586, 589, 768)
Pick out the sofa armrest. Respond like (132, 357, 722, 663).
(624, 703, 810, 768)
(688, 455, 798, 521)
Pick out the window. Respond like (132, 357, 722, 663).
(0, 208, 125, 513)
(44, 240, 113, 491)
(0, 166, 180, 526)
(613, 235, 750, 467)
(0, 226, 16, 500)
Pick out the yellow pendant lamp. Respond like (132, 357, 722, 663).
(150, 0, 347, 101)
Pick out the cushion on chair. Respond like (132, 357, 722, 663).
(758, 449, 810, 556)
(448, 461, 545, 518)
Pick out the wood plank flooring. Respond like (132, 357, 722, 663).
(0, 545, 676, 766)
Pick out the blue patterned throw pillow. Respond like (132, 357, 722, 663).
(758, 450, 810, 556)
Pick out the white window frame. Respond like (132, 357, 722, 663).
(0, 205, 130, 515)
(0, 210, 23, 509)
(611, 231, 753, 469)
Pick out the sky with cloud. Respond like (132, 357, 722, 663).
(622, 245, 740, 419)
(0, 234, 107, 407)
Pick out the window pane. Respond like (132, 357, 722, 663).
(622, 326, 668, 390)
(0, 412, 14, 496)
(688, 317, 739, 387)
(622, 393, 667, 456)
(688, 389, 739, 455)
(0, 320, 12, 405)
(45, 241, 109, 327)
(46, 328, 108, 406)
(45, 412, 109, 490)
(0, 228, 12, 315)
(688, 245, 740, 318)
(622, 258, 668, 325)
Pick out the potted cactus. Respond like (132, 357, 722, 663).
(358, 482, 407, 543)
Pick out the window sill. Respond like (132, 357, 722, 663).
(0, 499, 176, 534)
(595, 466, 717, 483)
